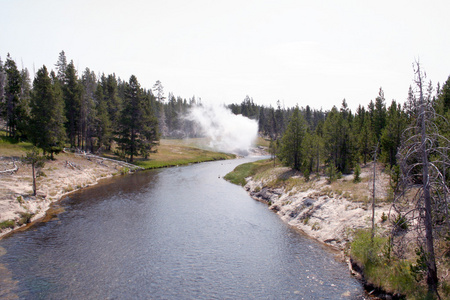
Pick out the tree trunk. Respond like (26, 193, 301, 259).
(418, 66, 438, 295)
(371, 144, 377, 241)
(32, 162, 36, 196)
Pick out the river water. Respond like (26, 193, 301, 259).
(0, 157, 364, 299)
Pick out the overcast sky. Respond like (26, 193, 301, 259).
(2, 0, 449, 111)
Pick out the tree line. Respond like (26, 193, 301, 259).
(2, 50, 450, 171)
(229, 78, 450, 178)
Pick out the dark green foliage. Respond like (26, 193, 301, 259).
(323, 103, 354, 174)
(278, 106, 307, 171)
(353, 164, 361, 183)
(381, 100, 406, 167)
(63, 61, 82, 148)
(372, 88, 387, 140)
(117, 75, 159, 162)
(393, 214, 409, 231)
(94, 82, 112, 150)
(3, 53, 29, 139)
(29, 66, 66, 158)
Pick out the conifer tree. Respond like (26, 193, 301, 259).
(323, 103, 354, 174)
(0, 57, 6, 105)
(94, 83, 111, 151)
(104, 74, 122, 133)
(29, 66, 66, 159)
(380, 100, 406, 166)
(3, 54, 25, 138)
(278, 106, 307, 171)
(55, 50, 68, 84)
(117, 75, 159, 162)
(80, 68, 97, 151)
(63, 61, 82, 148)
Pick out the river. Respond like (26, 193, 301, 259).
(0, 157, 364, 299)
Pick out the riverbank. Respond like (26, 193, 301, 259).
(0, 152, 126, 238)
(232, 160, 392, 252)
(0, 139, 235, 239)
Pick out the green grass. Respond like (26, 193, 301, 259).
(0, 134, 33, 156)
(133, 139, 235, 169)
(350, 229, 426, 298)
(0, 220, 15, 230)
(224, 159, 272, 186)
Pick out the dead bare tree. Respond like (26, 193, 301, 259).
(392, 62, 450, 297)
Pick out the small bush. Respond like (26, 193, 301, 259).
(17, 212, 33, 225)
(16, 196, 24, 204)
(327, 164, 338, 183)
(353, 164, 361, 183)
(312, 222, 320, 230)
(393, 214, 409, 231)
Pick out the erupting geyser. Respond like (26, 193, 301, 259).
(187, 104, 258, 156)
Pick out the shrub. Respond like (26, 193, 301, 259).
(17, 212, 33, 225)
(393, 214, 409, 231)
(353, 164, 361, 183)
(0, 220, 15, 230)
(327, 164, 338, 183)
(350, 229, 421, 297)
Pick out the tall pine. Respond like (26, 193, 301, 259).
(278, 106, 307, 171)
(29, 66, 66, 159)
(117, 75, 159, 162)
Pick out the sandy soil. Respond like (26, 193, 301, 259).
(0, 153, 126, 238)
(244, 163, 393, 251)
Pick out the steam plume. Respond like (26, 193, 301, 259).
(187, 104, 258, 156)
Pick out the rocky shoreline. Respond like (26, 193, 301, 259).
(243, 165, 392, 252)
(0, 153, 129, 239)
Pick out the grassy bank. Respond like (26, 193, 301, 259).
(0, 135, 33, 157)
(133, 139, 235, 169)
(224, 159, 273, 186)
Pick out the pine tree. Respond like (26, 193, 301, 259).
(354, 105, 375, 165)
(372, 88, 387, 141)
(94, 83, 111, 151)
(63, 61, 82, 148)
(55, 50, 67, 84)
(0, 57, 6, 105)
(278, 106, 307, 171)
(380, 100, 406, 167)
(323, 103, 354, 174)
(117, 75, 159, 162)
(80, 68, 97, 151)
(29, 66, 66, 159)
(3, 54, 24, 138)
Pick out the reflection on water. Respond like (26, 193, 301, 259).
(0, 157, 364, 299)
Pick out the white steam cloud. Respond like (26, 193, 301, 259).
(187, 104, 258, 156)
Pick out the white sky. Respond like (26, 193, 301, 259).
(2, 0, 449, 111)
